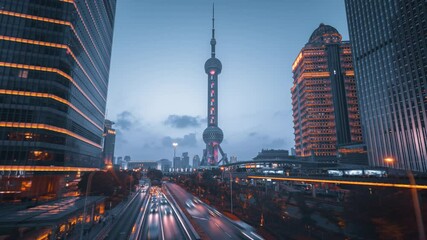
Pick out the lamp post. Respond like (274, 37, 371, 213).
(384, 157, 394, 169)
(80, 171, 96, 240)
(229, 170, 233, 214)
(383, 157, 425, 240)
(172, 142, 178, 170)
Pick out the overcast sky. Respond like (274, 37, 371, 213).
(106, 0, 349, 162)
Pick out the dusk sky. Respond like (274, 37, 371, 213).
(106, 0, 349, 162)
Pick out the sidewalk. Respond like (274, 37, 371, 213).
(67, 197, 130, 240)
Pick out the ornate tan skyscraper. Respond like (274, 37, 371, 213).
(291, 24, 362, 158)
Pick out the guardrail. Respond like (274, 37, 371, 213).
(129, 189, 150, 240)
(95, 189, 143, 240)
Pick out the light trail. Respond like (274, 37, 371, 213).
(248, 176, 427, 189)
(0, 165, 98, 172)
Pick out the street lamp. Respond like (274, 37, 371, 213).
(220, 167, 233, 213)
(80, 171, 96, 240)
(383, 157, 425, 240)
(172, 142, 178, 169)
(384, 157, 394, 167)
(229, 169, 233, 214)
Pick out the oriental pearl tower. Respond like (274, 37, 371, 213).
(201, 5, 228, 166)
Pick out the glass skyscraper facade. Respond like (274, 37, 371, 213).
(0, 0, 116, 169)
(102, 119, 116, 167)
(345, 0, 426, 171)
(291, 24, 362, 158)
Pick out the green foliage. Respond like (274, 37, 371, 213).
(78, 171, 116, 196)
(78, 170, 139, 196)
(147, 169, 163, 181)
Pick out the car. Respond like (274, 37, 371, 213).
(208, 209, 217, 217)
(150, 206, 158, 214)
(160, 199, 167, 205)
(185, 199, 195, 208)
(164, 207, 172, 215)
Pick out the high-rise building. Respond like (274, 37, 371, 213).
(290, 148, 296, 156)
(345, 0, 427, 171)
(0, 1, 116, 199)
(124, 155, 131, 162)
(157, 159, 171, 172)
(173, 156, 181, 170)
(181, 152, 190, 168)
(291, 24, 362, 158)
(102, 119, 116, 167)
(192, 155, 200, 168)
(116, 156, 123, 166)
(230, 155, 238, 163)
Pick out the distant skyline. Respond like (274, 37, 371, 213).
(107, 0, 350, 161)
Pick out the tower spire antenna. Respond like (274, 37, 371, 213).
(212, 3, 215, 30)
(210, 3, 216, 57)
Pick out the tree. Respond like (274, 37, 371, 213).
(78, 171, 116, 196)
(147, 169, 163, 182)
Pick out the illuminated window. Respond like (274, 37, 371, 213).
(29, 150, 53, 161)
(20, 181, 32, 191)
(18, 70, 28, 78)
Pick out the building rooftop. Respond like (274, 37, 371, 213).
(308, 23, 342, 44)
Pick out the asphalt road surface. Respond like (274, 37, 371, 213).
(165, 183, 262, 240)
(139, 189, 188, 240)
(106, 190, 146, 240)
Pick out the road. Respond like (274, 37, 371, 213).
(106, 190, 147, 240)
(165, 183, 263, 240)
(139, 188, 188, 240)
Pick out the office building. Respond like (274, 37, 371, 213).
(157, 159, 171, 172)
(173, 156, 181, 170)
(290, 148, 296, 156)
(345, 0, 427, 171)
(128, 161, 157, 170)
(181, 152, 190, 168)
(291, 24, 362, 158)
(116, 156, 123, 166)
(192, 155, 200, 168)
(102, 119, 116, 167)
(0, 0, 117, 200)
(253, 149, 291, 161)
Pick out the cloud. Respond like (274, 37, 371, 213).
(164, 115, 203, 128)
(115, 111, 139, 131)
(248, 132, 257, 137)
(269, 138, 285, 148)
(161, 133, 198, 148)
(248, 131, 268, 141)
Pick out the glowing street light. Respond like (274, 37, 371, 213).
(383, 155, 427, 240)
(384, 157, 395, 170)
(172, 142, 178, 169)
